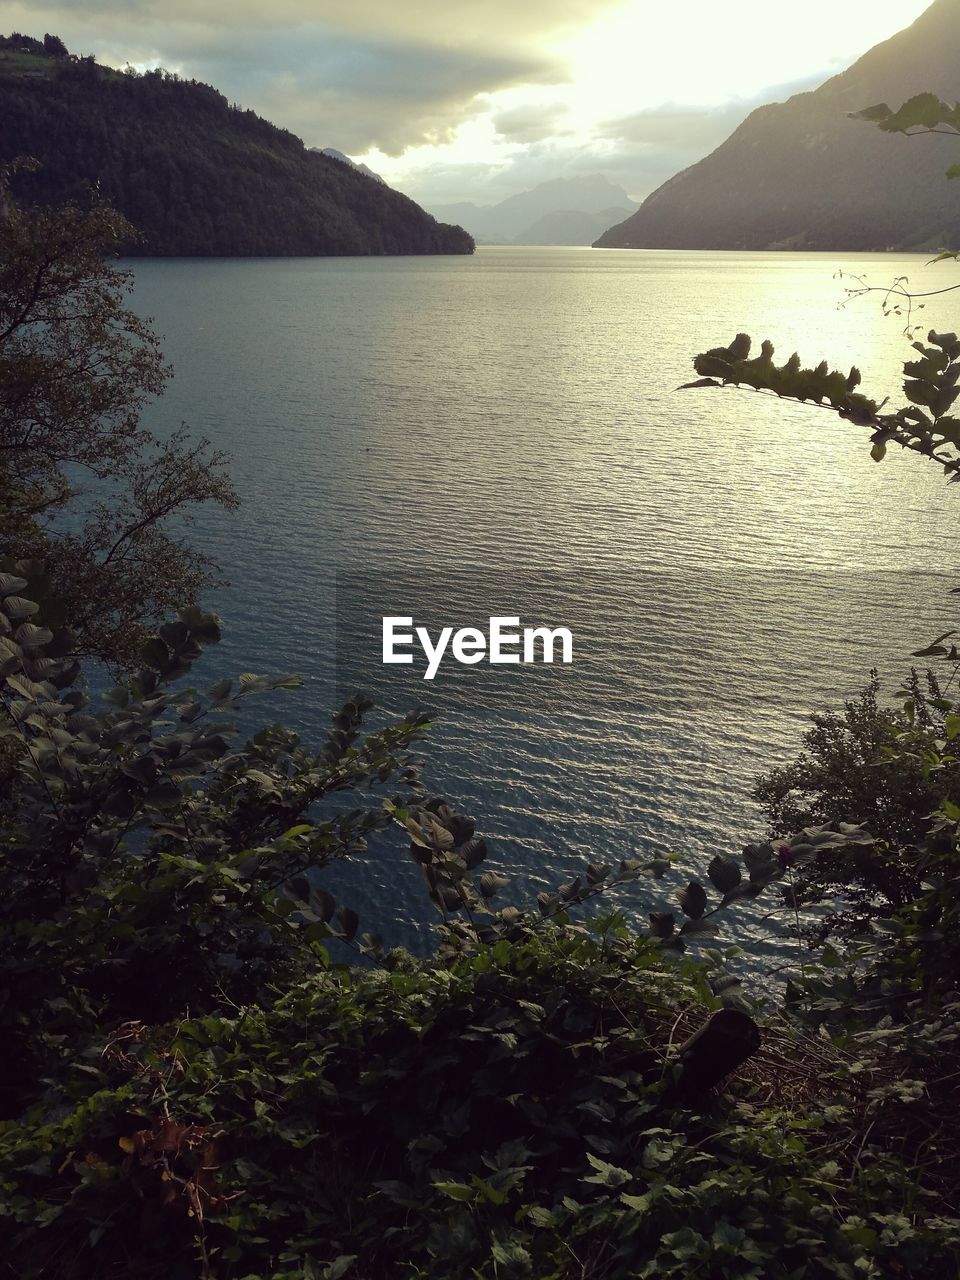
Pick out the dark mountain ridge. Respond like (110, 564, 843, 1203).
(0, 33, 473, 257)
(595, 0, 960, 252)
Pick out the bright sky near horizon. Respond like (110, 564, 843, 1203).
(0, 0, 936, 206)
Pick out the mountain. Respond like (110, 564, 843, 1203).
(0, 34, 473, 257)
(515, 208, 636, 246)
(312, 147, 386, 185)
(431, 176, 638, 245)
(595, 0, 960, 252)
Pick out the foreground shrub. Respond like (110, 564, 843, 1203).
(0, 563, 433, 1115)
(4, 923, 959, 1280)
(2, 568, 958, 1278)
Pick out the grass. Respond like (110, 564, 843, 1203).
(0, 50, 55, 77)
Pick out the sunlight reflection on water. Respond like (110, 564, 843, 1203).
(126, 245, 960, 964)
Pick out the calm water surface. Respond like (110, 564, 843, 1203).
(128, 246, 960, 961)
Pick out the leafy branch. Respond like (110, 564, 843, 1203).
(854, 95, 960, 179)
(681, 329, 960, 480)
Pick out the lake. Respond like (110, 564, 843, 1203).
(128, 245, 960, 963)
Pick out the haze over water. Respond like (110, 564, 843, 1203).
(130, 245, 960, 961)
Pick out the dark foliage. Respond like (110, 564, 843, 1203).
(755, 673, 960, 940)
(0, 567, 440, 1118)
(9, 927, 959, 1280)
(4, 570, 957, 1278)
(0, 188, 238, 666)
(0, 38, 474, 257)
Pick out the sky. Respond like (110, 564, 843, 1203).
(0, 0, 936, 209)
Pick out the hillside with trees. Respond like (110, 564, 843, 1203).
(0, 33, 474, 257)
(595, 0, 960, 251)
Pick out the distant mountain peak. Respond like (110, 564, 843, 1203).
(312, 147, 386, 185)
(429, 174, 638, 245)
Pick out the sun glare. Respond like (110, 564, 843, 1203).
(561, 0, 934, 116)
(361, 0, 933, 196)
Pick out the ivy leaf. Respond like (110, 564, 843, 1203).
(621, 1191, 653, 1212)
(582, 1153, 632, 1187)
(321, 1258, 357, 1280)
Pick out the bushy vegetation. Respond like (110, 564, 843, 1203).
(0, 185, 238, 666)
(3, 91, 960, 1280)
(753, 671, 960, 941)
(0, 35, 474, 257)
(1, 565, 959, 1277)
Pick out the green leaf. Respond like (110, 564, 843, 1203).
(676, 881, 707, 919)
(321, 1257, 357, 1280)
(707, 856, 741, 894)
(312, 888, 336, 921)
(648, 911, 675, 939)
(680, 916, 719, 937)
(621, 1192, 653, 1212)
(0, 573, 27, 597)
(2, 596, 39, 622)
(582, 1152, 632, 1187)
(527, 1205, 557, 1228)
(478, 871, 509, 899)
(335, 905, 359, 941)
(141, 637, 169, 669)
(433, 1180, 475, 1202)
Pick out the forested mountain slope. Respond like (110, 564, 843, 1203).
(0, 34, 473, 256)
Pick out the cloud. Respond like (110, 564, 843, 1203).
(387, 70, 835, 209)
(491, 102, 573, 144)
(37, 0, 617, 46)
(180, 29, 558, 153)
(598, 73, 828, 153)
(0, 0, 593, 152)
(1, 1, 926, 204)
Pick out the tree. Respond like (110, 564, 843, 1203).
(42, 33, 68, 58)
(0, 169, 239, 666)
(6, 573, 947, 1280)
(753, 671, 960, 941)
